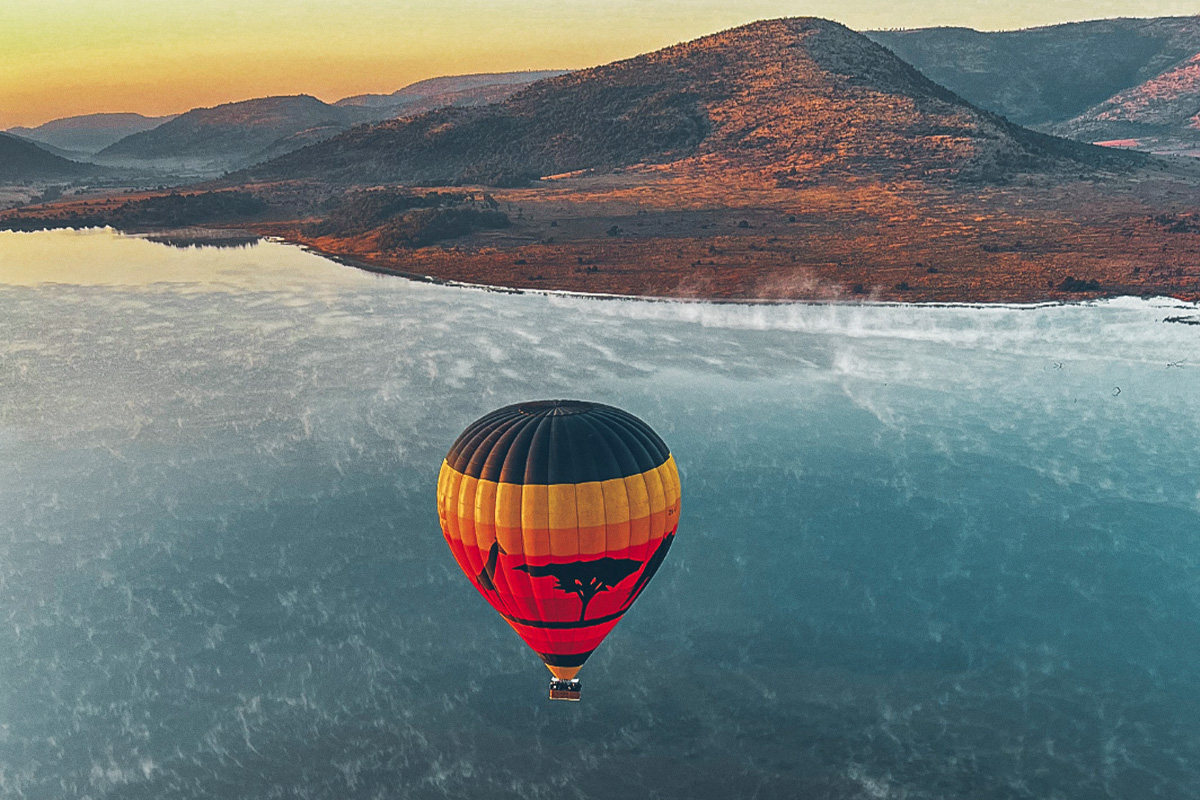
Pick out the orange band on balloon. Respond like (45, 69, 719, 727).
(437, 457, 680, 559)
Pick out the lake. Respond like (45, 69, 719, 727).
(2, 228, 1199, 799)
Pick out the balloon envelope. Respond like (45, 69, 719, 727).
(436, 400, 681, 680)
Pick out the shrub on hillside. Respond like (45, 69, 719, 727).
(377, 207, 511, 249)
(0, 190, 267, 232)
(302, 189, 468, 237)
(1057, 275, 1101, 292)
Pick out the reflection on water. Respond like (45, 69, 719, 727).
(2, 229, 1200, 799)
(0, 227, 374, 291)
(142, 229, 262, 250)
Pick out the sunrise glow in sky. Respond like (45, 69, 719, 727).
(3, 0, 1198, 128)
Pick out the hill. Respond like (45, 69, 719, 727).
(5, 136, 85, 161)
(95, 95, 371, 173)
(7, 112, 175, 155)
(335, 70, 566, 115)
(0, 133, 110, 182)
(1049, 52, 1200, 152)
(245, 17, 1137, 188)
(868, 17, 1200, 128)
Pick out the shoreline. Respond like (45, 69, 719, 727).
(6, 222, 1200, 312)
(4, 225, 1200, 323)
(284, 233, 1200, 314)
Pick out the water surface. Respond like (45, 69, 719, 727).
(2, 228, 1199, 799)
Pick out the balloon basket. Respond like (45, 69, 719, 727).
(549, 678, 581, 701)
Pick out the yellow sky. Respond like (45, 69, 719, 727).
(3, 0, 1199, 128)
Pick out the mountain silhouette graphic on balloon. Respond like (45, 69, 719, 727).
(515, 557, 642, 622)
(477, 540, 505, 592)
(624, 532, 675, 604)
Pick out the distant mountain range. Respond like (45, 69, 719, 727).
(243, 17, 1136, 187)
(8, 112, 176, 156)
(4, 72, 563, 179)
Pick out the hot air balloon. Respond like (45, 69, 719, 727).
(436, 400, 680, 701)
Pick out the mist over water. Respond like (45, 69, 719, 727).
(2, 229, 1199, 799)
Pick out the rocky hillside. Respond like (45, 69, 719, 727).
(868, 17, 1200, 128)
(244, 17, 1137, 188)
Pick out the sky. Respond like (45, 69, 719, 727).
(3, 0, 1199, 128)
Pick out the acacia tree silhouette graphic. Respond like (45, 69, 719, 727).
(515, 558, 642, 622)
